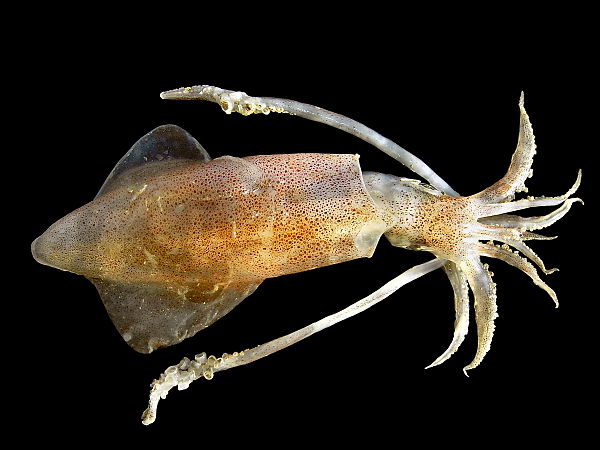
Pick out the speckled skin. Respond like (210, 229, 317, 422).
(35, 153, 384, 287)
(32, 151, 391, 352)
(363, 172, 480, 260)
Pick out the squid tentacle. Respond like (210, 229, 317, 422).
(160, 85, 460, 196)
(460, 258, 498, 375)
(495, 239, 558, 275)
(425, 261, 470, 369)
(473, 226, 557, 274)
(432, 94, 581, 371)
(477, 243, 558, 307)
(142, 257, 446, 425)
(519, 232, 557, 241)
(481, 196, 583, 231)
(479, 171, 582, 217)
(474, 92, 536, 203)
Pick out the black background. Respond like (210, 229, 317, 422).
(10, 14, 596, 447)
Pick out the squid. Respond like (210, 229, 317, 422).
(31, 85, 582, 424)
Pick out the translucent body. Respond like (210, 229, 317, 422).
(32, 126, 389, 352)
(31, 86, 581, 425)
(35, 153, 382, 282)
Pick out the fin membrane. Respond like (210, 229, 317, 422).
(96, 124, 210, 199)
(88, 277, 262, 353)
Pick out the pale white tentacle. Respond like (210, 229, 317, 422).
(160, 85, 459, 196)
(479, 171, 581, 216)
(474, 92, 536, 203)
(495, 239, 558, 275)
(519, 232, 557, 241)
(460, 258, 498, 375)
(142, 257, 446, 425)
(478, 243, 558, 307)
(481, 196, 583, 230)
(425, 261, 470, 369)
(473, 225, 558, 274)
